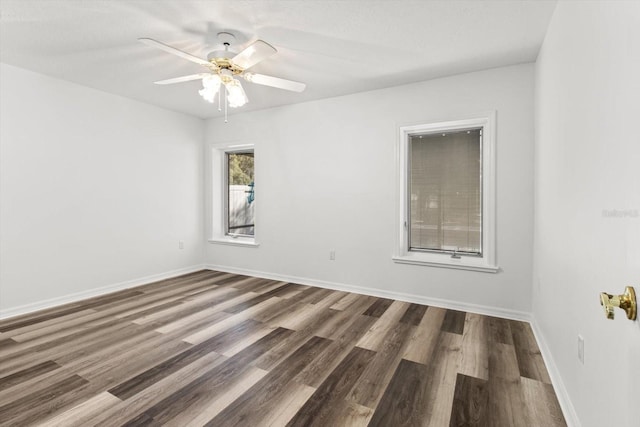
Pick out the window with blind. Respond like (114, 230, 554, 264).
(394, 114, 498, 273)
(409, 129, 482, 255)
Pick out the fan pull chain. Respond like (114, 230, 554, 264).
(223, 40, 229, 123)
(224, 86, 228, 123)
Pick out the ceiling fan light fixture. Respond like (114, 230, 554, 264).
(139, 34, 305, 122)
(225, 78, 248, 108)
(198, 86, 216, 103)
(199, 74, 221, 103)
(203, 74, 221, 88)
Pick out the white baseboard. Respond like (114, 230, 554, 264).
(204, 263, 531, 322)
(530, 318, 581, 427)
(0, 264, 207, 320)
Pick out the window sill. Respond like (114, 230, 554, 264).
(392, 255, 499, 273)
(208, 237, 260, 248)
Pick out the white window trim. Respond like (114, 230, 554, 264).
(208, 142, 259, 247)
(393, 112, 498, 273)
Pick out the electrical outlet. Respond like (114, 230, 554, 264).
(178, 241, 184, 250)
(329, 249, 335, 260)
(577, 335, 584, 364)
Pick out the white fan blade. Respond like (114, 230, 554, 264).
(232, 40, 277, 70)
(244, 73, 306, 92)
(139, 38, 210, 66)
(154, 73, 211, 85)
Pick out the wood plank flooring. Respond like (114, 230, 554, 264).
(0, 270, 566, 426)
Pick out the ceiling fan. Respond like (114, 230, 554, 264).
(139, 32, 306, 119)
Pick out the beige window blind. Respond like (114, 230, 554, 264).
(409, 128, 482, 255)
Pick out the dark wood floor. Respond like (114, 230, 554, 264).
(0, 270, 566, 426)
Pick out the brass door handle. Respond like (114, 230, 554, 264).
(600, 286, 637, 320)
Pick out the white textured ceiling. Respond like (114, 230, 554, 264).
(0, 0, 557, 119)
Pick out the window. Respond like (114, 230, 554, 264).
(394, 113, 498, 272)
(225, 151, 255, 236)
(209, 143, 258, 247)
(410, 129, 482, 255)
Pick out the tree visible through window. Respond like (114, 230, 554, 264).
(226, 151, 254, 236)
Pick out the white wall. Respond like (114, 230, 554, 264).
(204, 64, 535, 315)
(0, 63, 204, 316)
(533, 2, 640, 426)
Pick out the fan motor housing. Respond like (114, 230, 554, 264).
(207, 50, 243, 74)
